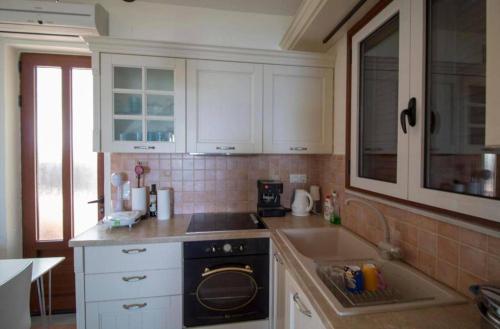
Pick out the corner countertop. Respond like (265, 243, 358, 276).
(69, 213, 481, 329)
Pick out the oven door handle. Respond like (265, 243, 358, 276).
(201, 265, 253, 277)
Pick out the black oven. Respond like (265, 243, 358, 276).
(183, 238, 269, 327)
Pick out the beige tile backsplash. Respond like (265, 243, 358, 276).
(111, 152, 499, 297)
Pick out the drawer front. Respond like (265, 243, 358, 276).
(84, 243, 181, 274)
(85, 269, 181, 302)
(86, 295, 182, 329)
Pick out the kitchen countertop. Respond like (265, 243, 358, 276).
(69, 213, 481, 328)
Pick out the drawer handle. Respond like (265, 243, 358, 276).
(216, 146, 236, 150)
(133, 146, 155, 150)
(290, 147, 308, 151)
(293, 293, 312, 318)
(123, 303, 147, 310)
(122, 275, 147, 282)
(121, 248, 147, 254)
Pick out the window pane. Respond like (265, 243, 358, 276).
(36, 67, 63, 241)
(147, 94, 174, 116)
(147, 120, 174, 142)
(114, 67, 141, 89)
(425, 0, 498, 199)
(114, 93, 142, 115)
(146, 69, 174, 91)
(114, 119, 143, 141)
(72, 68, 98, 236)
(358, 15, 399, 183)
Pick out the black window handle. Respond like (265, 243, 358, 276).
(400, 97, 416, 134)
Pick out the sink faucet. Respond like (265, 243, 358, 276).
(344, 198, 402, 260)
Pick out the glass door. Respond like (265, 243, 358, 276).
(101, 54, 186, 153)
(350, 0, 411, 198)
(20, 53, 104, 313)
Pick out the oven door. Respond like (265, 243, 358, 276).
(184, 255, 269, 327)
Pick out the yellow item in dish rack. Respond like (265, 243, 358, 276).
(362, 263, 378, 292)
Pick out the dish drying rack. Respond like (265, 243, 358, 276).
(316, 260, 404, 307)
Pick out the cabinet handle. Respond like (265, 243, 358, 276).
(216, 146, 236, 151)
(123, 303, 147, 310)
(121, 248, 147, 254)
(133, 146, 155, 150)
(122, 275, 147, 282)
(293, 293, 312, 318)
(290, 147, 308, 151)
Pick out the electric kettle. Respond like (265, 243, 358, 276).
(291, 189, 314, 216)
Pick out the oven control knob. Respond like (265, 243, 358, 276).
(222, 243, 232, 253)
(211, 245, 217, 253)
(238, 244, 244, 252)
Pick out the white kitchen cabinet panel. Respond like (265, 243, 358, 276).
(263, 65, 333, 154)
(101, 54, 186, 153)
(285, 270, 325, 329)
(84, 243, 181, 274)
(85, 269, 181, 302)
(86, 295, 182, 329)
(272, 248, 286, 329)
(187, 60, 263, 154)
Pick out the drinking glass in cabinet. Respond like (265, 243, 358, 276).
(147, 120, 174, 142)
(147, 94, 174, 116)
(114, 94, 142, 115)
(114, 119, 143, 141)
(146, 69, 174, 91)
(114, 67, 142, 89)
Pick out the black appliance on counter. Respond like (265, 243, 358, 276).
(257, 180, 287, 217)
(183, 238, 270, 327)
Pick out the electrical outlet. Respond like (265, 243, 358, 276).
(289, 174, 307, 184)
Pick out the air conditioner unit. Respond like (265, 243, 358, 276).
(0, 0, 108, 37)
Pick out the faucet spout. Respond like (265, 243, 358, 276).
(344, 197, 401, 260)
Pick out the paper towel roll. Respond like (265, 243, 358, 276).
(157, 188, 172, 220)
(131, 187, 147, 215)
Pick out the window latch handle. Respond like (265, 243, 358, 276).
(400, 97, 416, 134)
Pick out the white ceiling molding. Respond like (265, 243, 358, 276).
(280, 0, 329, 51)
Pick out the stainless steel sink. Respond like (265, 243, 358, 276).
(278, 227, 466, 316)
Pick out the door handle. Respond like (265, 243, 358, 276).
(400, 97, 416, 134)
(134, 146, 156, 150)
(216, 146, 236, 151)
(88, 196, 104, 204)
(201, 265, 253, 277)
(290, 147, 308, 151)
(293, 293, 312, 318)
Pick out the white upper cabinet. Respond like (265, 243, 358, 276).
(100, 54, 186, 153)
(187, 60, 263, 154)
(263, 65, 333, 154)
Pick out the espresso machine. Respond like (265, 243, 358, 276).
(257, 180, 287, 217)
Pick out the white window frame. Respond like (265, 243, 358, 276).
(350, 0, 411, 199)
(350, 0, 500, 223)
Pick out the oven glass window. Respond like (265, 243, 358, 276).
(196, 270, 258, 311)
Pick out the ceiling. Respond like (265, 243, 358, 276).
(134, 0, 303, 16)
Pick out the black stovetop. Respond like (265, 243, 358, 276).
(186, 212, 266, 233)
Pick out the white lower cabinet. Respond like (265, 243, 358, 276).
(284, 270, 325, 329)
(74, 243, 182, 329)
(86, 295, 182, 329)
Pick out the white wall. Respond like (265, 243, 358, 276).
(0, 41, 22, 258)
(78, 0, 292, 49)
(331, 35, 348, 155)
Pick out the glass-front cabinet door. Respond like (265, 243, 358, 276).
(350, 0, 411, 199)
(101, 54, 186, 153)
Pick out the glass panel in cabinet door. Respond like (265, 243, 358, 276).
(147, 94, 174, 116)
(36, 66, 63, 241)
(114, 67, 142, 89)
(147, 120, 174, 142)
(146, 68, 174, 91)
(358, 15, 399, 183)
(424, 0, 498, 200)
(114, 93, 142, 115)
(114, 119, 143, 141)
